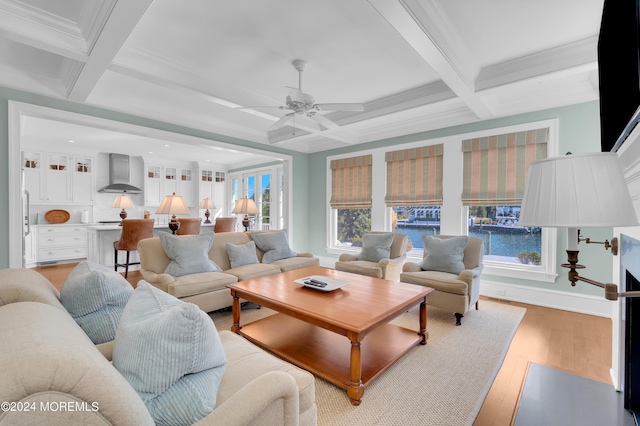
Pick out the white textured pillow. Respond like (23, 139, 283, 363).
(250, 230, 297, 263)
(113, 281, 226, 425)
(357, 233, 395, 262)
(421, 236, 469, 274)
(226, 241, 259, 269)
(159, 232, 221, 277)
(60, 260, 133, 344)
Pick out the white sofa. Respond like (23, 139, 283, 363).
(138, 230, 319, 312)
(0, 268, 318, 425)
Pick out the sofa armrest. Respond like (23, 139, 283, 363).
(338, 253, 358, 262)
(379, 255, 406, 281)
(296, 252, 314, 258)
(193, 371, 299, 426)
(402, 262, 422, 273)
(139, 268, 176, 286)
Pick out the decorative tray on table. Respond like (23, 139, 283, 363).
(44, 209, 70, 224)
(294, 275, 349, 292)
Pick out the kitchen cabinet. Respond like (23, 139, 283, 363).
(36, 225, 87, 263)
(24, 230, 36, 267)
(199, 168, 226, 211)
(22, 151, 95, 205)
(144, 161, 197, 206)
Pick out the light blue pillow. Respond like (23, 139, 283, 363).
(250, 230, 297, 263)
(159, 232, 221, 277)
(357, 233, 395, 262)
(421, 235, 469, 274)
(227, 241, 259, 269)
(60, 260, 133, 344)
(113, 281, 226, 426)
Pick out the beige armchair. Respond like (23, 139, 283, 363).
(335, 232, 410, 281)
(400, 235, 484, 325)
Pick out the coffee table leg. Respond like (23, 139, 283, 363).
(419, 296, 428, 345)
(348, 339, 364, 405)
(231, 291, 242, 333)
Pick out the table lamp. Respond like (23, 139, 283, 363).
(156, 192, 190, 234)
(232, 197, 258, 231)
(199, 198, 216, 223)
(112, 195, 134, 226)
(519, 152, 640, 300)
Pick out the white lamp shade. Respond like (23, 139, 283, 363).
(112, 195, 134, 209)
(155, 193, 190, 215)
(199, 198, 216, 209)
(519, 152, 639, 228)
(232, 198, 258, 215)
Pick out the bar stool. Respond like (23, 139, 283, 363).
(176, 217, 202, 235)
(213, 217, 237, 233)
(113, 219, 155, 278)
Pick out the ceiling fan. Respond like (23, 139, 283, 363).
(239, 59, 364, 132)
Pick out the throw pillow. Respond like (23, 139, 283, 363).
(60, 260, 133, 344)
(421, 235, 469, 274)
(159, 232, 221, 277)
(357, 232, 395, 262)
(113, 281, 226, 426)
(250, 230, 297, 263)
(226, 241, 259, 269)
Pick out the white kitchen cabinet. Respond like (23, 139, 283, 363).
(44, 153, 71, 203)
(200, 168, 226, 212)
(22, 151, 44, 202)
(24, 230, 37, 267)
(71, 156, 94, 203)
(144, 161, 196, 206)
(36, 225, 87, 263)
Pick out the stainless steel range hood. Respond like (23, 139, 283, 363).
(98, 153, 142, 194)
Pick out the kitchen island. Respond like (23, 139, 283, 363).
(86, 222, 213, 270)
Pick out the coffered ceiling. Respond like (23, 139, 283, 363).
(0, 0, 604, 155)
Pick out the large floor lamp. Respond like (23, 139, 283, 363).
(156, 192, 190, 234)
(519, 152, 640, 300)
(232, 198, 258, 231)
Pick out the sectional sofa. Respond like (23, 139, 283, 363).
(138, 230, 320, 312)
(0, 267, 317, 425)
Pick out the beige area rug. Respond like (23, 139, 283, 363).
(210, 300, 525, 426)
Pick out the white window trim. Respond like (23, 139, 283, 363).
(326, 119, 559, 283)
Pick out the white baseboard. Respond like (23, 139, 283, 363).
(480, 279, 614, 318)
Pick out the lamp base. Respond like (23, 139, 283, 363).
(169, 214, 180, 234)
(204, 209, 211, 224)
(119, 209, 127, 226)
(242, 215, 250, 232)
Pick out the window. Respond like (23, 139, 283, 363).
(462, 128, 548, 266)
(328, 120, 558, 282)
(330, 155, 372, 245)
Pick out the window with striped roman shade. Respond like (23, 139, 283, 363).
(330, 154, 372, 209)
(385, 144, 443, 206)
(461, 128, 548, 206)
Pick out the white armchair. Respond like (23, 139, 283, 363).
(335, 232, 410, 281)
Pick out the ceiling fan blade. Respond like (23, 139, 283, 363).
(308, 113, 339, 130)
(235, 105, 286, 112)
(314, 103, 364, 112)
(268, 114, 294, 131)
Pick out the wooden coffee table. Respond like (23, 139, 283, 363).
(227, 266, 433, 405)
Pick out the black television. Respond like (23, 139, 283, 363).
(598, 0, 640, 152)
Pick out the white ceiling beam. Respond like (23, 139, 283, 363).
(68, 0, 153, 102)
(367, 0, 493, 119)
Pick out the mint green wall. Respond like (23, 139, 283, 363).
(0, 86, 311, 267)
(307, 101, 610, 295)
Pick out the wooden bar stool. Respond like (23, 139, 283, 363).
(176, 217, 202, 235)
(214, 217, 237, 233)
(113, 219, 155, 278)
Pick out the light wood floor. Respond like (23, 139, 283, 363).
(33, 263, 614, 425)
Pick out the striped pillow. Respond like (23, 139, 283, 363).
(113, 281, 226, 425)
(60, 260, 133, 344)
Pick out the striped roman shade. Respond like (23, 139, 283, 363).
(461, 128, 548, 206)
(385, 144, 443, 206)
(330, 154, 372, 209)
